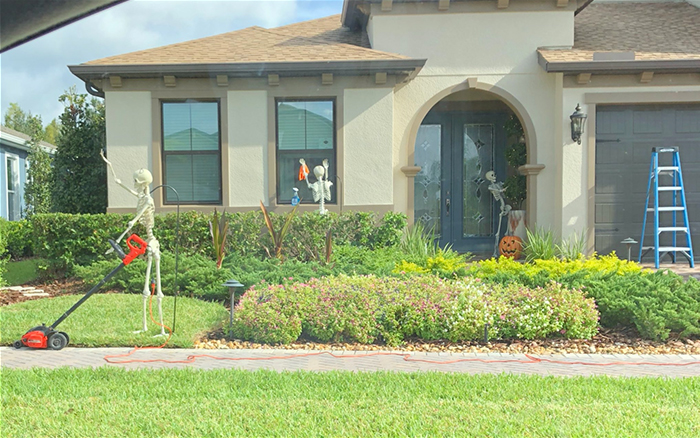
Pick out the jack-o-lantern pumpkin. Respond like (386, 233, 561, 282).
(499, 235, 523, 259)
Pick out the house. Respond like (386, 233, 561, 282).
(69, 0, 700, 257)
(0, 126, 56, 220)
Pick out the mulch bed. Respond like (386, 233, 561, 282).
(197, 327, 700, 356)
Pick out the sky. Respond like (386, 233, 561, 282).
(0, 0, 343, 128)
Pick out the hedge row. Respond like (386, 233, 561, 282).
(467, 257, 700, 340)
(0, 219, 7, 285)
(232, 275, 599, 345)
(4, 210, 405, 273)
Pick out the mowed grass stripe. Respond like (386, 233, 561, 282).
(0, 294, 228, 347)
(3, 369, 699, 437)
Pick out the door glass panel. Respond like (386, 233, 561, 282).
(463, 124, 494, 237)
(414, 124, 441, 236)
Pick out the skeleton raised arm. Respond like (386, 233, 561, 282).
(100, 150, 165, 335)
(101, 150, 139, 197)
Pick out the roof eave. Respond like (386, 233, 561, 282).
(0, 132, 56, 154)
(538, 53, 700, 74)
(69, 59, 427, 81)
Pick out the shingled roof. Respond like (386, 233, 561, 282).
(84, 15, 399, 66)
(70, 14, 423, 82)
(539, 2, 700, 73)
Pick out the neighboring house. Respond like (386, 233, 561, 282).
(0, 126, 56, 220)
(69, 0, 700, 257)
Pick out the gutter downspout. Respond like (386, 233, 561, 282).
(84, 80, 104, 98)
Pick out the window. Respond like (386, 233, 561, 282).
(162, 100, 221, 204)
(276, 99, 336, 204)
(5, 154, 20, 221)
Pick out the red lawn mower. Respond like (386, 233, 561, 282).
(13, 234, 147, 351)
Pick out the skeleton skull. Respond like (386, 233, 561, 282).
(133, 169, 153, 188)
(313, 165, 325, 179)
(485, 171, 496, 183)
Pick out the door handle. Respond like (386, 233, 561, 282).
(445, 196, 450, 216)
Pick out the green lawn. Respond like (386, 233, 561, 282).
(4, 258, 42, 286)
(2, 368, 699, 437)
(0, 294, 227, 347)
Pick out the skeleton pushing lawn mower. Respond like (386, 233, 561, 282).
(15, 153, 180, 350)
(14, 234, 147, 350)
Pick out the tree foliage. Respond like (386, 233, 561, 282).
(24, 143, 54, 216)
(52, 87, 107, 214)
(3, 102, 44, 139)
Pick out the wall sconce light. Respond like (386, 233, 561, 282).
(570, 103, 587, 145)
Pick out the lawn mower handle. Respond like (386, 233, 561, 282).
(49, 234, 147, 330)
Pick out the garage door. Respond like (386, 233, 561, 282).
(595, 104, 700, 260)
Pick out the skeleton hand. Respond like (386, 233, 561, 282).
(100, 150, 122, 185)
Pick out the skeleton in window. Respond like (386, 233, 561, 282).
(100, 151, 166, 336)
(486, 170, 511, 258)
(299, 158, 333, 214)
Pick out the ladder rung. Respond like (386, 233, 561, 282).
(658, 227, 690, 232)
(658, 247, 691, 252)
(647, 207, 685, 212)
(657, 187, 681, 191)
(657, 166, 679, 171)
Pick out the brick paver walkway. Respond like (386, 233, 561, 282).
(2, 347, 700, 377)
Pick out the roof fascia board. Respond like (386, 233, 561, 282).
(0, 134, 55, 154)
(538, 52, 700, 75)
(0, 132, 31, 152)
(69, 59, 427, 80)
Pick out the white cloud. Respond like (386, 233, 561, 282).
(1, 0, 342, 125)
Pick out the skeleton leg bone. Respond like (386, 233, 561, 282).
(153, 244, 166, 337)
(134, 254, 153, 333)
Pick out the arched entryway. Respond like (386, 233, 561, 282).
(412, 88, 530, 255)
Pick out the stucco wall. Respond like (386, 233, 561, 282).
(368, 8, 573, 75)
(104, 91, 152, 209)
(228, 90, 267, 207)
(343, 88, 394, 206)
(370, 4, 572, 230)
(560, 83, 700, 244)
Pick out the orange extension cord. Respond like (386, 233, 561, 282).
(104, 284, 700, 368)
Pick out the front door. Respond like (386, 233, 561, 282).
(414, 111, 507, 254)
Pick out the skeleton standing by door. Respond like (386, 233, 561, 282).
(100, 152, 166, 336)
(486, 170, 511, 258)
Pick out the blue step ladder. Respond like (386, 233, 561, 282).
(639, 147, 694, 269)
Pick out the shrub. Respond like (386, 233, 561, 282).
(467, 256, 700, 340)
(222, 245, 403, 290)
(232, 283, 306, 344)
(223, 253, 334, 290)
(74, 252, 233, 301)
(583, 272, 700, 340)
(0, 221, 7, 286)
(466, 254, 644, 288)
(1, 219, 34, 259)
(29, 210, 406, 275)
(232, 275, 599, 345)
(31, 213, 132, 274)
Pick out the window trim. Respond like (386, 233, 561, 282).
(274, 97, 337, 205)
(160, 99, 223, 205)
(5, 152, 20, 220)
